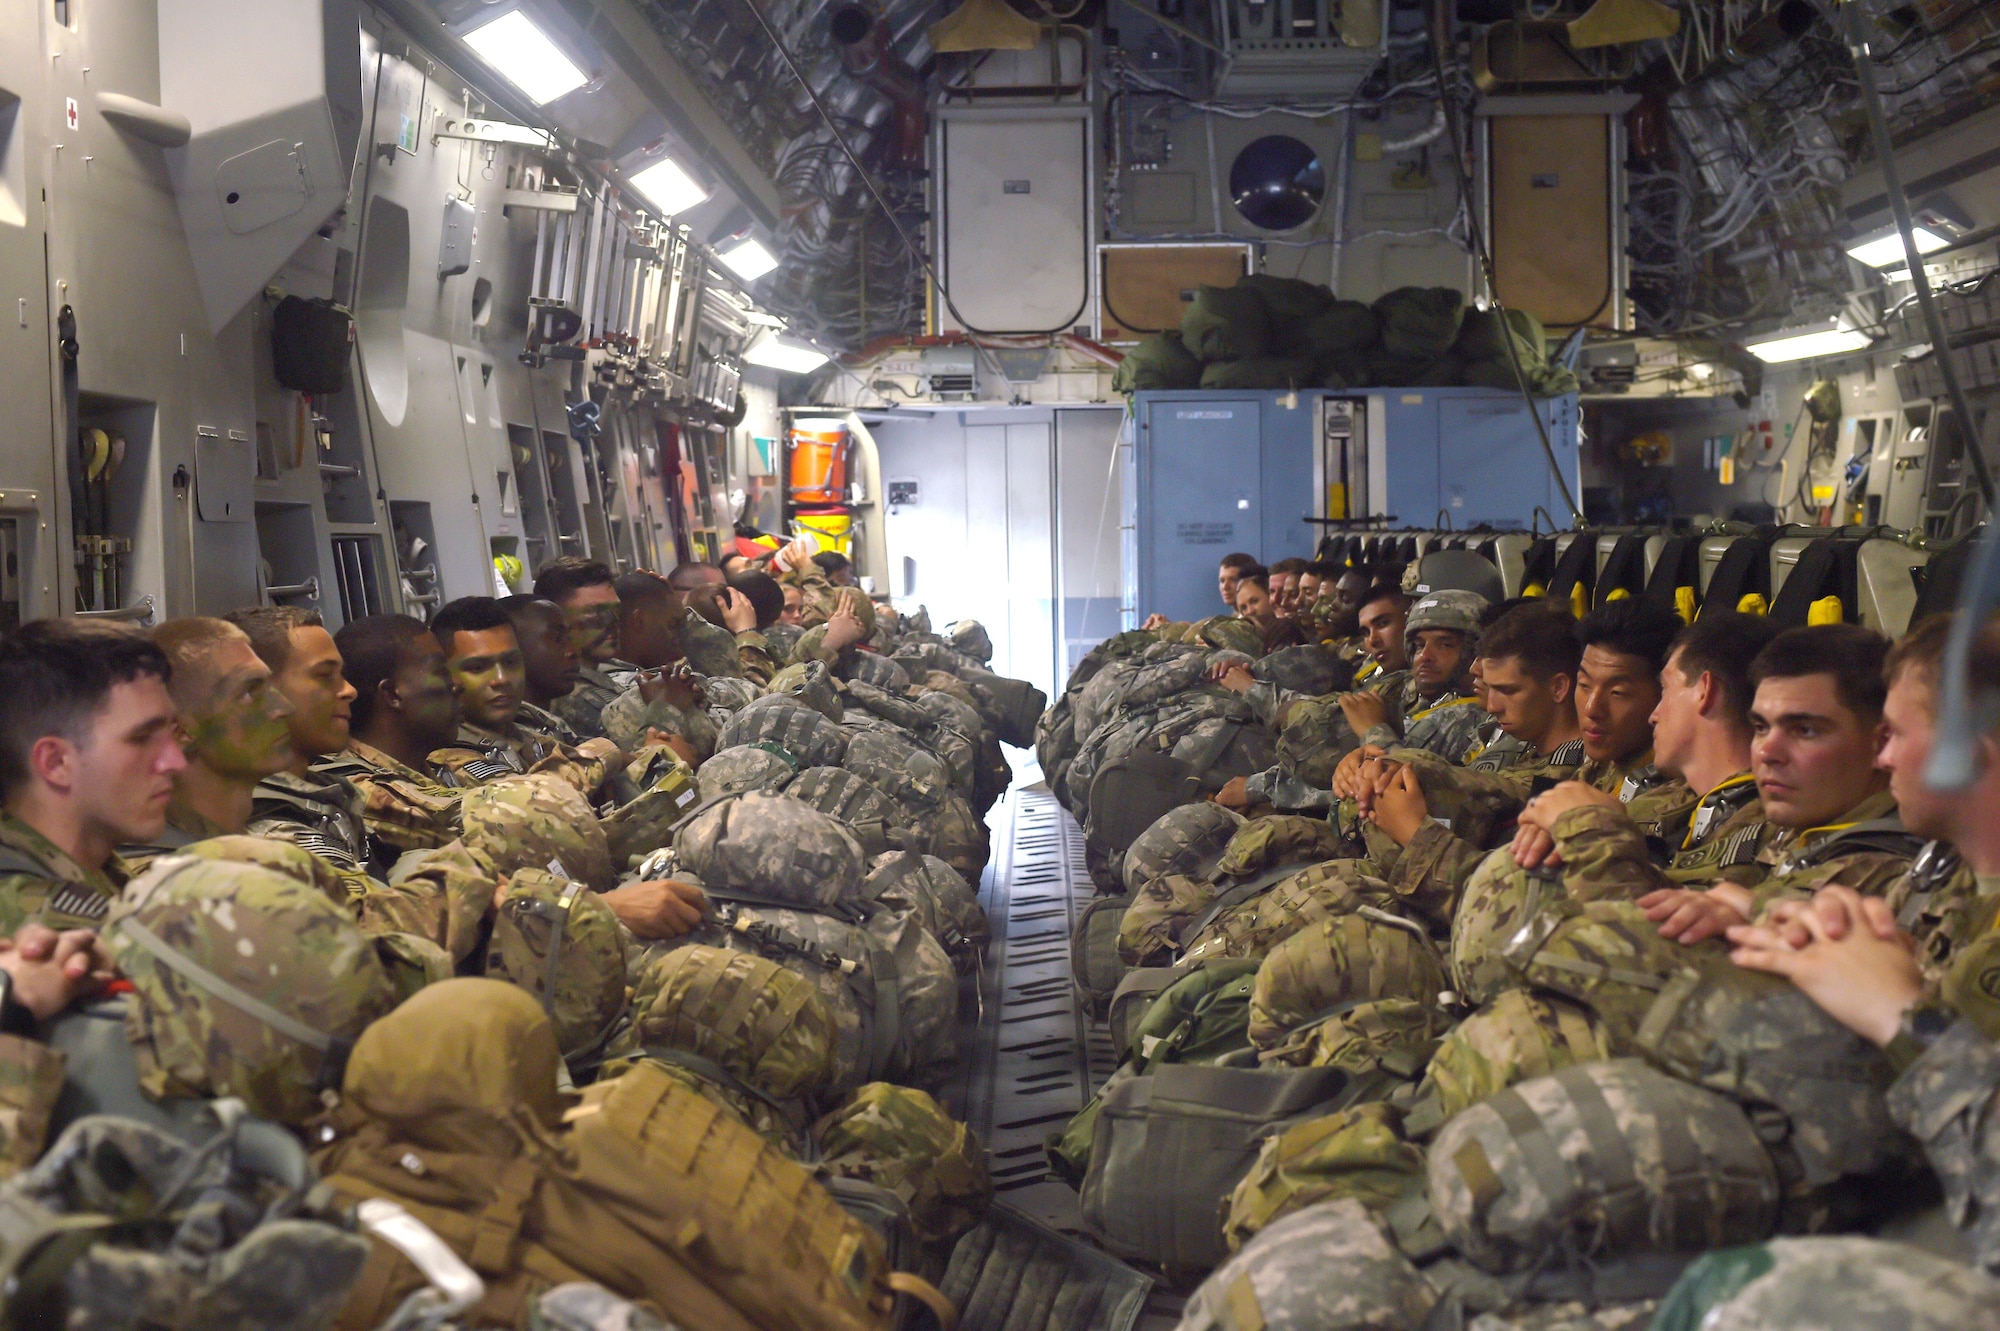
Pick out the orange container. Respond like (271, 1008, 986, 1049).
(788, 419, 850, 506)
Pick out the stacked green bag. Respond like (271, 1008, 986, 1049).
(1181, 284, 1272, 360)
(1111, 330, 1203, 392)
(1455, 306, 1580, 394)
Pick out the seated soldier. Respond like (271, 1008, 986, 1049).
(1339, 589, 1486, 765)
(1350, 581, 1410, 688)
(1727, 615, 2000, 1276)
(1466, 612, 1782, 936)
(668, 561, 754, 678)
(1217, 551, 1257, 616)
(222, 606, 376, 874)
(1233, 567, 1304, 653)
(779, 580, 805, 626)
(0, 620, 185, 932)
(426, 596, 619, 796)
(143, 618, 297, 851)
(500, 594, 591, 743)
(315, 614, 464, 858)
(707, 573, 781, 683)
(813, 549, 855, 588)
(532, 556, 631, 740)
(1266, 557, 1308, 619)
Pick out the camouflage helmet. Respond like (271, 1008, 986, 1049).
(766, 660, 844, 722)
(1190, 614, 1266, 657)
(601, 689, 719, 760)
(673, 791, 867, 911)
(717, 695, 850, 768)
(460, 773, 615, 891)
(1660, 1236, 2000, 1331)
(839, 649, 910, 695)
(1178, 1199, 1436, 1331)
(1427, 1060, 1780, 1275)
(786, 765, 912, 859)
(1405, 588, 1487, 638)
(1251, 644, 1350, 697)
(629, 944, 836, 1102)
(106, 854, 399, 1125)
(946, 620, 993, 664)
(1121, 802, 1244, 897)
(484, 866, 628, 1059)
(697, 743, 802, 802)
(812, 1082, 992, 1245)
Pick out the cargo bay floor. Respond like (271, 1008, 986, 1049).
(950, 761, 1187, 1328)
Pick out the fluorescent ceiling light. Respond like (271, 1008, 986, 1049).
(720, 238, 780, 281)
(462, 10, 588, 105)
(1846, 226, 1950, 269)
(629, 157, 709, 217)
(744, 333, 829, 374)
(1745, 320, 1873, 364)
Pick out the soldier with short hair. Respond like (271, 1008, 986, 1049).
(426, 596, 617, 797)
(533, 556, 630, 740)
(0, 620, 185, 933)
(314, 614, 464, 856)
(1339, 588, 1486, 765)
(145, 618, 296, 851)
(498, 594, 590, 745)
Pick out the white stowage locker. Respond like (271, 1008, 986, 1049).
(936, 107, 1093, 336)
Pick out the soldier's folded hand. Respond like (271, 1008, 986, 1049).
(1331, 743, 1388, 799)
(601, 878, 709, 940)
(1367, 765, 1428, 847)
(1209, 663, 1254, 693)
(1762, 887, 1903, 950)
(1639, 886, 1749, 944)
(1141, 613, 1169, 632)
(0, 925, 113, 1019)
(1726, 885, 1924, 1047)
(1337, 691, 1387, 736)
(1509, 822, 1562, 870)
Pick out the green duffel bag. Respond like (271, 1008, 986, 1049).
(1181, 284, 1272, 361)
(1373, 286, 1466, 359)
(1199, 356, 1317, 391)
(1079, 1062, 1363, 1275)
(1112, 331, 1204, 392)
(1222, 1102, 1426, 1252)
(1455, 306, 1546, 364)
(1238, 273, 1335, 323)
(1298, 299, 1379, 357)
(1072, 894, 1132, 1019)
(1652, 1236, 2000, 1331)
(1125, 959, 1262, 1070)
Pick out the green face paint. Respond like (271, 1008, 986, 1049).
(564, 593, 623, 664)
(185, 670, 294, 781)
(445, 626, 526, 730)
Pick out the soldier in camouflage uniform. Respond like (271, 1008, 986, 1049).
(1339, 589, 1488, 765)
(316, 614, 465, 857)
(535, 557, 633, 741)
(1723, 616, 2000, 1274)
(223, 607, 379, 875)
(424, 596, 618, 797)
(0, 621, 185, 935)
(501, 594, 600, 747)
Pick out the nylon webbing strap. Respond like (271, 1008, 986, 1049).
(539, 878, 585, 1021)
(1560, 1071, 1643, 1237)
(1530, 952, 1671, 992)
(1490, 1088, 1577, 1226)
(1183, 864, 1303, 943)
(865, 942, 902, 1080)
(113, 917, 331, 1051)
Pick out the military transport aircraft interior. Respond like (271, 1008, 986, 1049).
(2, 0, 2000, 1327)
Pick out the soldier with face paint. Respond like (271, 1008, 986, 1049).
(425, 596, 618, 798)
(534, 557, 634, 741)
(139, 618, 297, 858)
(314, 614, 465, 857)
(500, 595, 589, 745)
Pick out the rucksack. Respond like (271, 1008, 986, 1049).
(1427, 1060, 1781, 1276)
(718, 696, 850, 768)
(939, 1202, 1154, 1331)
(316, 980, 932, 1331)
(1072, 895, 1132, 1018)
(673, 791, 868, 913)
(1078, 1063, 1367, 1275)
(812, 1082, 992, 1247)
(843, 729, 953, 814)
(1221, 1103, 1426, 1253)
(1248, 910, 1446, 1051)
(788, 766, 918, 860)
(1178, 1199, 1436, 1331)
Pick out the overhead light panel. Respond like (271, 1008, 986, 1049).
(744, 333, 829, 374)
(1744, 320, 1873, 364)
(462, 10, 588, 105)
(629, 157, 709, 217)
(720, 238, 780, 281)
(1845, 225, 1951, 269)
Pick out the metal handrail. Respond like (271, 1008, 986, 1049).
(266, 577, 320, 601)
(73, 593, 156, 625)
